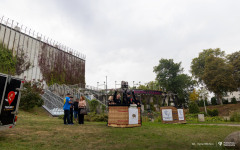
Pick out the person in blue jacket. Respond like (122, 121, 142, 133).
(63, 93, 72, 125)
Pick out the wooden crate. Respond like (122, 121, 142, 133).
(108, 106, 141, 128)
(160, 106, 186, 124)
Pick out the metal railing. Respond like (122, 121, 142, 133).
(42, 83, 108, 116)
(0, 16, 86, 60)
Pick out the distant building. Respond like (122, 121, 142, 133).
(223, 88, 240, 103)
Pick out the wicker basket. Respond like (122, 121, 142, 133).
(108, 105, 141, 128)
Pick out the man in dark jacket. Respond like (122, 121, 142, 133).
(126, 92, 132, 104)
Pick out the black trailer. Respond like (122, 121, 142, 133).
(0, 73, 23, 130)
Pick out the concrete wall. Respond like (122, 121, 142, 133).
(0, 19, 85, 88)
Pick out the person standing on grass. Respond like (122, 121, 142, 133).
(73, 98, 79, 123)
(69, 96, 74, 124)
(63, 93, 72, 125)
(78, 96, 86, 124)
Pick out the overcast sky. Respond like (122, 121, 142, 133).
(1, 0, 240, 89)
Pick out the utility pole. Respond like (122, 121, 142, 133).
(106, 76, 107, 106)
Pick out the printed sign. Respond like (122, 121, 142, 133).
(162, 109, 173, 121)
(177, 109, 184, 120)
(7, 91, 16, 105)
(129, 107, 138, 124)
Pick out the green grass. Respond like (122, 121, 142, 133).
(0, 108, 239, 150)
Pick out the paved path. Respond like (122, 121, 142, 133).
(189, 123, 240, 127)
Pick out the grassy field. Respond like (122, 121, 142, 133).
(0, 108, 239, 150)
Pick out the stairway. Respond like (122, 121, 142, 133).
(41, 84, 107, 116)
(42, 90, 64, 116)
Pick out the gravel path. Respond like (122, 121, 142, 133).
(189, 123, 240, 127)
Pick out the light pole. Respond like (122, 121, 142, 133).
(106, 76, 107, 106)
(97, 81, 105, 100)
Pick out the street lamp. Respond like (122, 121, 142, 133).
(106, 76, 107, 106)
(97, 81, 105, 100)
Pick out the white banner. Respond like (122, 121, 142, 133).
(129, 107, 138, 124)
(162, 109, 173, 121)
(177, 109, 184, 120)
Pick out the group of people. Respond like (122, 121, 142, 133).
(63, 93, 87, 125)
(108, 91, 140, 105)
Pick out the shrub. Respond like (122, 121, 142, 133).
(231, 97, 237, 104)
(0, 43, 30, 75)
(198, 100, 204, 107)
(141, 116, 149, 122)
(88, 99, 99, 113)
(205, 116, 224, 122)
(185, 113, 198, 122)
(84, 112, 108, 122)
(222, 98, 228, 104)
(101, 104, 106, 113)
(230, 112, 240, 122)
(20, 80, 44, 111)
(207, 109, 219, 116)
(211, 97, 217, 105)
(189, 102, 200, 114)
(150, 103, 156, 111)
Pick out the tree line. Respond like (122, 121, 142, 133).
(147, 48, 240, 106)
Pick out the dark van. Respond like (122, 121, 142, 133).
(0, 73, 23, 130)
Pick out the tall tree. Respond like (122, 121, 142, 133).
(191, 49, 237, 105)
(191, 48, 225, 83)
(154, 59, 195, 106)
(227, 51, 240, 88)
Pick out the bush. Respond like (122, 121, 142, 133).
(211, 97, 217, 105)
(198, 100, 204, 107)
(231, 97, 237, 104)
(207, 109, 218, 116)
(20, 80, 44, 111)
(185, 113, 198, 122)
(189, 102, 200, 114)
(222, 98, 228, 104)
(230, 112, 240, 122)
(150, 103, 156, 111)
(205, 116, 224, 122)
(88, 99, 99, 113)
(141, 116, 149, 122)
(101, 104, 106, 113)
(84, 112, 108, 122)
